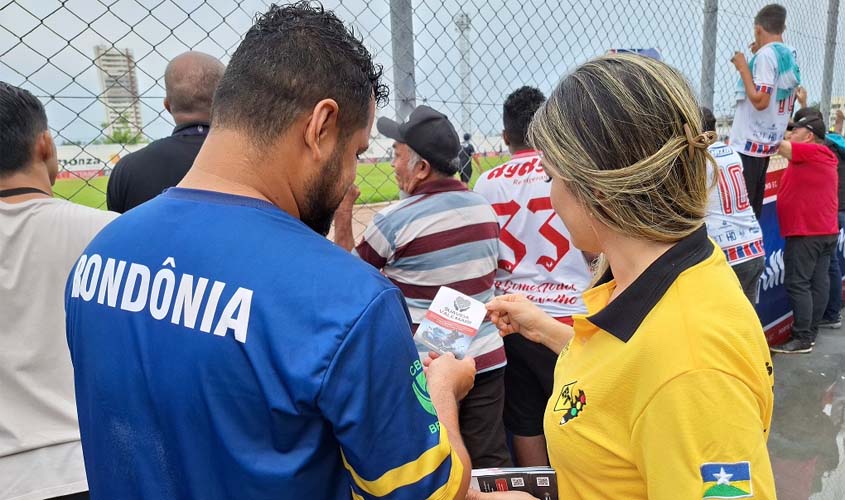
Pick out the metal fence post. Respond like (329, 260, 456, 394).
(700, 0, 718, 110)
(389, 0, 417, 122)
(820, 0, 840, 127)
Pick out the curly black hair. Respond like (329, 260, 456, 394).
(212, 1, 389, 144)
(503, 86, 545, 149)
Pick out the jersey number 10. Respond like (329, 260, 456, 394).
(717, 163, 750, 215)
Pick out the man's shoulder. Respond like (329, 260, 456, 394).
(112, 136, 182, 169)
(708, 142, 741, 163)
(102, 194, 395, 294)
(757, 43, 781, 61)
(45, 199, 118, 228)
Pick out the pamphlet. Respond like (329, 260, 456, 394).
(471, 467, 558, 499)
(413, 286, 485, 359)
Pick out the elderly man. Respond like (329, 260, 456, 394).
(106, 51, 225, 212)
(334, 105, 511, 468)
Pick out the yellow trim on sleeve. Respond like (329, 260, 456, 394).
(426, 445, 464, 500)
(342, 423, 459, 498)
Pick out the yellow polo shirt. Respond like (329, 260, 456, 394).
(544, 227, 775, 499)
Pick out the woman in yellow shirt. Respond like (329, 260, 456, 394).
(482, 54, 776, 499)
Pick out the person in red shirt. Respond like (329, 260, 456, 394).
(771, 115, 839, 353)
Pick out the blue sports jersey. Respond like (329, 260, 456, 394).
(65, 188, 462, 499)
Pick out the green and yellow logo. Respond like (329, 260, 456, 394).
(410, 359, 437, 416)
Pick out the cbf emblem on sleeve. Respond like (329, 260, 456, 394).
(553, 381, 586, 425)
(700, 462, 753, 498)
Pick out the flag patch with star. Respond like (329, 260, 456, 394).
(700, 462, 752, 498)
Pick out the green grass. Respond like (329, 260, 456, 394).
(53, 176, 110, 209)
(55, 155, 510, 210)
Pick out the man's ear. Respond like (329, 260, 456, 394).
(35, 130, 59, 184)
(502, 130, 511, 147)
(304, 99, 340, 162)
(35, 130, 55, 163)
(163, 97, 171, 115)
(415, 159, 433, 180)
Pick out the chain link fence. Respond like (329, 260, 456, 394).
(3, 1, 845, 496)
(1, 0, 843, 236)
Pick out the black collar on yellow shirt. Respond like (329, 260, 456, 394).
(589, 226, 714, 343)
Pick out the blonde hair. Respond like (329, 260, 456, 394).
(529, 54, 715, 249)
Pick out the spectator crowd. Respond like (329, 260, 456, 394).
(1, 2, 843, 499)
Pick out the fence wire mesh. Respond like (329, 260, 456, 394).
(1, 0, 843, 236)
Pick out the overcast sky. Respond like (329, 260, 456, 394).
(1, 0, 842, 146)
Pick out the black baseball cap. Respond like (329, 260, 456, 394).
(787, 107, 823, 131)
(377, 105, 460, 170)
(792, 115, 827, 140)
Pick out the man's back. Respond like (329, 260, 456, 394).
(730, 42, 799, 156)
(66, 188, 461, 499)
(0, 198, 116, 499)
(704, 142, 764, 263)
(473, 150, 592, 319)
(356, 178, 504, 371)
(778, 142, 839, 237)
(106, 123, 208, 212)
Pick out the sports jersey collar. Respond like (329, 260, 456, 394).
(412, 177, 467, 196)
(172, 122, 210, 137)
(584, 226, 714, 342)
(511, 149, 540, 159)
(163, 187, 283, 212)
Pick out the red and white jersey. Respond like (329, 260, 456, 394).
(705, 142, 765, 265)
(474, 150, 592, 319)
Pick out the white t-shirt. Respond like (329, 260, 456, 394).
(729, 43, 798, 157)
(0, 197, 117, 500)
(474, 150, 592, 319)
(704, 142, 765, 265)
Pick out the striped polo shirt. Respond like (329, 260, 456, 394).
(355, 177, 505, 372)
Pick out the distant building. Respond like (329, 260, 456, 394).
(829, 96, 844, 128)
(94, 45, 142, 138)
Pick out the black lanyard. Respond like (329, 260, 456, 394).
(0, 187, 51, 198)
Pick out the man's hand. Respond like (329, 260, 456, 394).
(331, 184, 359, 251)
(335, 184, 360, 219)
(423, 352, 476, 401)
(731, 51, 749, 72)
(795, 86, 808, 109)
(748, 41, 759, 54)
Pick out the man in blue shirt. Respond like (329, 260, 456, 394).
(65, 3, 473, 499)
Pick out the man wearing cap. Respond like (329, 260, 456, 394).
(771, 114, 840, 354)
(787, 106, 845, 329)
(334, 105, 511, 467)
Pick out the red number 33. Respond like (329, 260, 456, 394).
(492, 197, 570, 273)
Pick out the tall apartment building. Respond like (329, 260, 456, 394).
(94, 45, 143, 137)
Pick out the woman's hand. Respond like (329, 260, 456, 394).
(486, 295, 574, 354)
(486, 294, 549, 342)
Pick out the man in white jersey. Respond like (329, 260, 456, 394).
(730, 3, 800, 220)
(0, 82, 117, 500)
(474, 87, 593, 466)
(702, 107, 765, 304)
